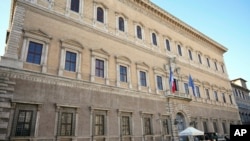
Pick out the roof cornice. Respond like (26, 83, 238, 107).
(132, 0, 228, 52)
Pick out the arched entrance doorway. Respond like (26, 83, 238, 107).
(176, 113, 188, 141)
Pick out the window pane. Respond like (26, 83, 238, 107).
(189, 50, 192, 60)
(157, 76, 163, 90)
(95, 115, 104, 135)
(137, 26, 142, 39)
(166, 39, 170, 51)
(95, 59, 104, 77)
(121, 116, 130, 135)
(152, 33, 157, 45)
(97, 7, 104, 23)
(177, 45, 182, 56)
(60, 113, 73, 136)
(120, 66, 127, 82)
(144, 117, 151, 135)
(119, 17, 125, 31)
(140, 71, 147, 86)
(15, 110, 33, 136)
(70, 0, 79, 12)
(26, 41, 43, 64)
(65, 51, 76, 72)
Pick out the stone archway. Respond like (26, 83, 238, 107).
(176, 113, 188, 141)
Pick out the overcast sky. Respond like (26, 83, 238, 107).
(0, 0, 249, 87)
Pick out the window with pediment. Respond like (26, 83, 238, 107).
(115, 56, 132, 88)
(21, 29, 52, 73)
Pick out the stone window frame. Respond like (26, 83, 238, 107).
(115, 13, 128, 34)
(153, 67, 167, 94)
(93, 2, 108, 26)
(134, 22, 145, 41)
(117, 110, 134, 137)
(163, 36, 172, 52)
(58, 39, 84, 79)
(90, 48, 110, 85)
(21, 29, 52, 73)
(176, 42, 183, 56)
(197, 52, 203, 64)
(159, 114, 171, 136)
(188, 48, 193, 61)
(202, 119, 208, 133)
(11, 101, 42, 139)
(55, 105, 78, 137)
(136, 62, 151, 92)
(115, 56, 132, 88)
(212, 119, 218, 133)
(65, 0, 84, 18)
(89, 107, 109, 139)
(150, 29, 159, 47)
(140, 112, 154, 136)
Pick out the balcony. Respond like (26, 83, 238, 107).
(164, 91, 192, 101)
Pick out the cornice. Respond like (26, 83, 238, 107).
(122, 0, 227, 52)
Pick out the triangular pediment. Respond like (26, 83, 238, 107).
(24, 29, 52, 39)
(91, 48, 110, 56)
(136, 62, 149, 69)
(116, 56, 132, 63)
(61, 39, 84, 49)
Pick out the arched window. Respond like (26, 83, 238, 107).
(136, 26, 142, 39)
(97, 7, 104, 23)
(118, 17, 124, 32)
(152, 33, 157, 46)
(165, 39, 170, 51)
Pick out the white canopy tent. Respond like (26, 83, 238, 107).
(179, 127, 204, 136)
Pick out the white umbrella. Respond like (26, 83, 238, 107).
(179, 127, 204, 136)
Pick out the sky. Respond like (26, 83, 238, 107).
(0, 0, 250, 87)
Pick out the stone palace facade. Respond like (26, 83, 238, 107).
(0, 0, 241, 141)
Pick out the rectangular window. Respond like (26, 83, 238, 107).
(120, 65, 127, 82)
(15, 110, 33, 136)
(140, 71, 147, 87)
(214, 91, 218, 101)
(198, 54, 202, 64)
(222, 122, 227, 134)
(229, 95, 233, 104)
(214, 62, 218, 70)
(70, 0, 80, 12)
(162, 119, 169, 135)
(60, 112, 73, 136)
(205, 89, 210, 100)
(203, 121, 208, 133)
(184, 83, 189, 94)
(174, 79, 179, 91)
(95, 59, 104, 78)
(65, 51, 76, 72)
(213, 122, 218, 133)
(121, 116, 130, 135)
(221, 65, 225, 73)
(95, 114, 105, 135)
(196, 86, 200, 97)
(165, 39, 170, 51)
(26, 41, 43, 64)
(144, 117, 152, 135)
(207, 58, 210, 67)
(177, 45, 182, 56)
(188, 50, 192, 60)
(157, 76, 163, 90)
(222, 93, 226, 103)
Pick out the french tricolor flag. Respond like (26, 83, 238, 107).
(169, 67, 176, 93)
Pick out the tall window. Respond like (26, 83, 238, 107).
(203, 121, 208, 132)
(229, 95, 233, 104)
(207, 58, 210, 67)
(213, 122, 218, 133)
(165, 39, 171, 51)
(177, 45, 182, 56)
(97, 7, 104, 23)
(70, 0, 80, 13)
(144, 117, 152, 135)
(95, 59, 104, 78)
(214, 91, 218, 101)
(221, 65, 225, 73)
(152, 33, 157, 46)
(188, 50, 192, 60)
(136, 26, 142, 39)
(205, 89, 210, 100)
(15, 110, 33, 136)
(26, 41, 43, 64)
(162, 119, 170, 135)
(120, 65, 127, 82)
(95, 115, 105, 135)
(214, 62, 218, 70)
(65, 51, 76, 72)
(157, 76, 163, 90)
(196, 86, 200, 97)
(184, 83, 189, 94)
(121, 116, 130, 135)
(222, 122, 227, 134)
(222, 93, 226, 103)
(59, 113, 73, 136)
(118, 17, 125, 32)
(198, 54, 202, 64)
(140, 71, 147, 86)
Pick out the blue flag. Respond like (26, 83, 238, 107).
(188, 74, 196, 96)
